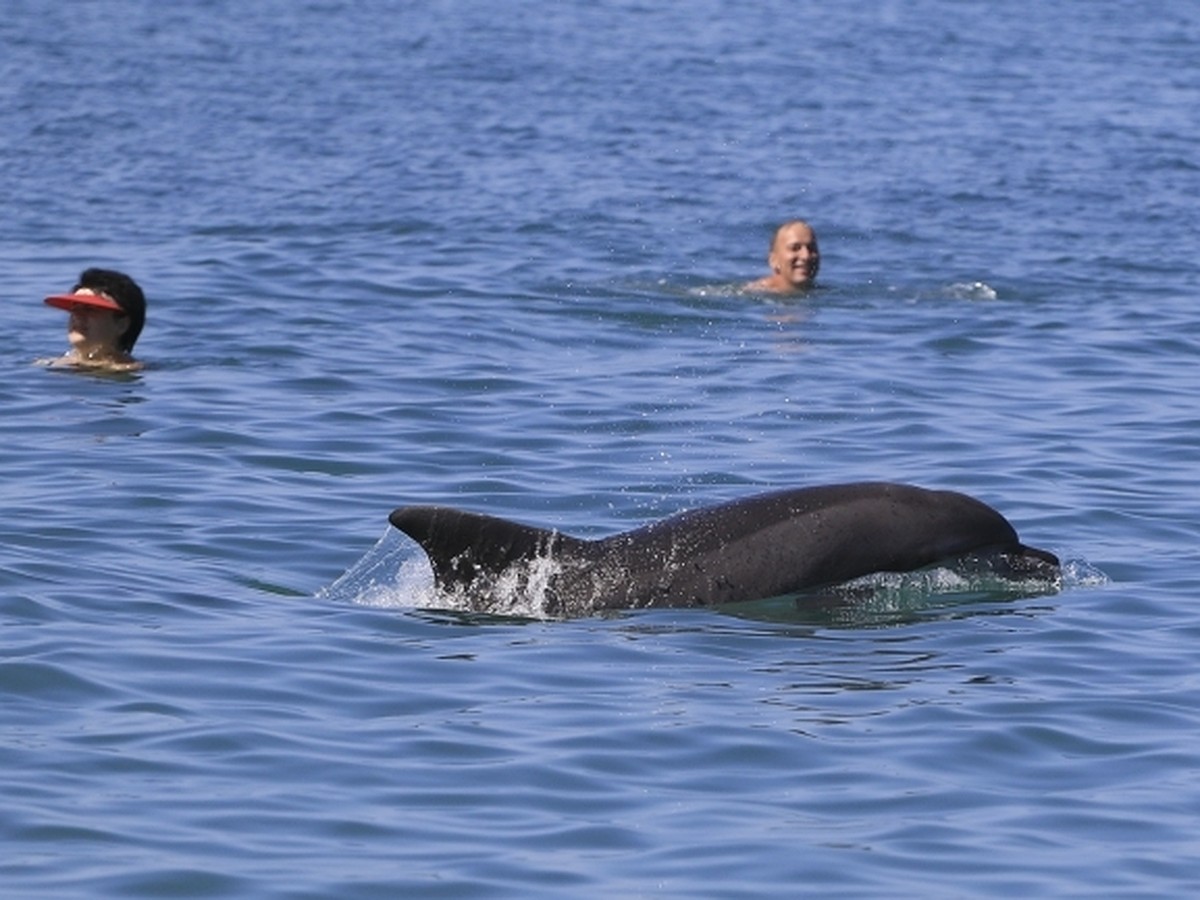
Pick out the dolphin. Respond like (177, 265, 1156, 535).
(388, 482, 1059, 616)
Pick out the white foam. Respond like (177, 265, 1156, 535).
(439, 545, 566, 618)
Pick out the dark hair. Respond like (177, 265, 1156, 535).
(74, 268, 146, 353)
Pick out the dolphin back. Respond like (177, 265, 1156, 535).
(584, 483, 1058, 607)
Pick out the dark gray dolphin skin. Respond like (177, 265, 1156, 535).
(388, 482, 1059, 616)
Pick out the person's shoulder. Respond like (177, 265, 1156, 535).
(742, 275, 791, 294)
(35, 353, 74, 368)
(36, 352, 143, 372)
(102, 359, 143, 372)
(86, 356, 143, 373)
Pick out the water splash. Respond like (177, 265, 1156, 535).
(316, 528, 435, 608)
(320, 527, 569, 618)
(1061, 557, 1110, 588)
(942, 281, 999, 300)
(440, 550, 564, 619)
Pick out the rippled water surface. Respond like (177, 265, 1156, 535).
(4, 1, 1200, 896)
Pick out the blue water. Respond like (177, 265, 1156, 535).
(4, 0, 1200, 896)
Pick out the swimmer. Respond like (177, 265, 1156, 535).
(41, 268, 146, 372)
(744, 220, 820, 293)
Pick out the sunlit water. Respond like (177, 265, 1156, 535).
(3, 1, 1200, 896)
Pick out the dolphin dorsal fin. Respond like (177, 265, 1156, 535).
(388, 506, 587, 593)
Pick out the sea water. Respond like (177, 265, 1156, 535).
(3, 0, 1200, 896)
